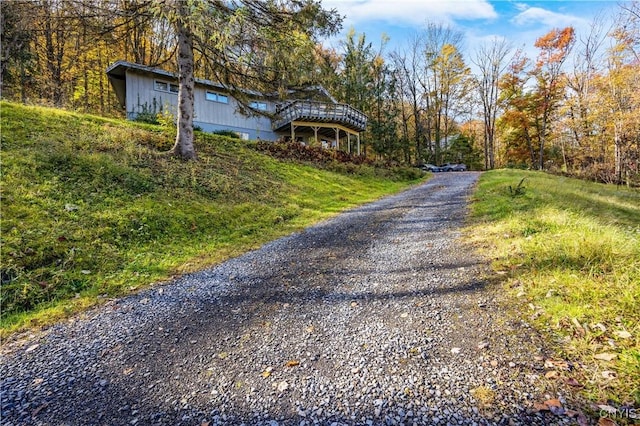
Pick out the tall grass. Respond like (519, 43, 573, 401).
(0, 102, 424, 336)
(469, 169, 640, 408)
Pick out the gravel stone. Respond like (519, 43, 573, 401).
(0, 172, 584, 425)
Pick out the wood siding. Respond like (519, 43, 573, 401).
(125, 70, 277, 140)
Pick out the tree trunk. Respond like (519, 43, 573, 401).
(172, 6, 197, 160)
(614, 124, 622, 185)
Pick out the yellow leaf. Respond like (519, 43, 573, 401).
(285, 360, 300, 367)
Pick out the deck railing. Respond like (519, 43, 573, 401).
(272, 100, 367, 131)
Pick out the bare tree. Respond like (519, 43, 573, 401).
(391, 34, 428, 163)
(419, 23, 465, 164)
(472, 37, 511, 170)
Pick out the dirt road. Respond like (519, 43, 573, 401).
(1, 172, 577, 425)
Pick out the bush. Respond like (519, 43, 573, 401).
(212, 130, 240, 139)
(254, 141, 372, 166)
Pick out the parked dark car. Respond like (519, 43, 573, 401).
(416, 164, 442, 172)
(423, 163, 443, 172)
(441, 163, 467, 172)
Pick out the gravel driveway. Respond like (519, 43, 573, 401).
(1, 172, 579, 425)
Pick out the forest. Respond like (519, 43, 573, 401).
(1, 0, 639, 185)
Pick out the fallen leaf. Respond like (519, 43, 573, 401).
(201, 422, 210, 426)
(217, 352, 228, 360)
(592, 323, 607, 332)
(451, 347, 461, 354)
(33, 378, 44, 385)
(598, 418, 618, 426)
(260, 366, 273, 378)
(31, 402, 49, 417)
(276, 381, 289, 392)
(544, 359, 569, 370)
(25, 344, 39, 353)
(285, 360, 300, 367)
(544, 370, 559, 379)
(601, 370, 616, 379)
(565, 377, 583, 387)
(613, 330, 632, 339)
(572, 317, 583, 329)
(598, 405, 617, 415)
(350, 301, 358, 307)
(544, 399, 565, 416)
(533, 402, 550, 411)
(534, 398, 565, 415)
(544, 398, 563, 408)
(594, 353, 617, 361)
(566, 410, 590, 426)
(477, 341, 489, 350)
(400, 312, 409, 318)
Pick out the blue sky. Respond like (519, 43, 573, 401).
(322, 0, 621, 62)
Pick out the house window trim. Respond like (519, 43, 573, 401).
(205, 91, 229, 104)
(250, 101, 268, 111)
(154, 79, 178, 94)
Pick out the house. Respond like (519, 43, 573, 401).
(106, 61, 367, 153)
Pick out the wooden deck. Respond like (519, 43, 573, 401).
(272, 100, 367, 133)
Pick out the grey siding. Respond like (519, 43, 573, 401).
(125, 70, 278, 140)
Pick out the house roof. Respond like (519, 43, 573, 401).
(106, 60, 338, 109)
(107, 60, 256, 108)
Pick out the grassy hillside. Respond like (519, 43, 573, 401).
(468, 170, 640, 409)
(0, 101, 424, 335)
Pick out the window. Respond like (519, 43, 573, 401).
(154, 80, 178, 94)
(206, 91, 229, 104)
(154, 80, 168, 91)
(250, 101, 268, 111)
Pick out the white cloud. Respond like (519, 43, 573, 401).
(324, 0, 498, 26)
(511, 6, 588, 27)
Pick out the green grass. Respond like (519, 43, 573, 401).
(468, 169, 640, 409)
(0, 101, 425, 336)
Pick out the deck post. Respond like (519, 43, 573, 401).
(347, 133, 351, 153)
(291, 123, 296, 142)
(335, 127, 340, 150)
(357, 133, 361, 156)
(312, 126, 320, 146)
